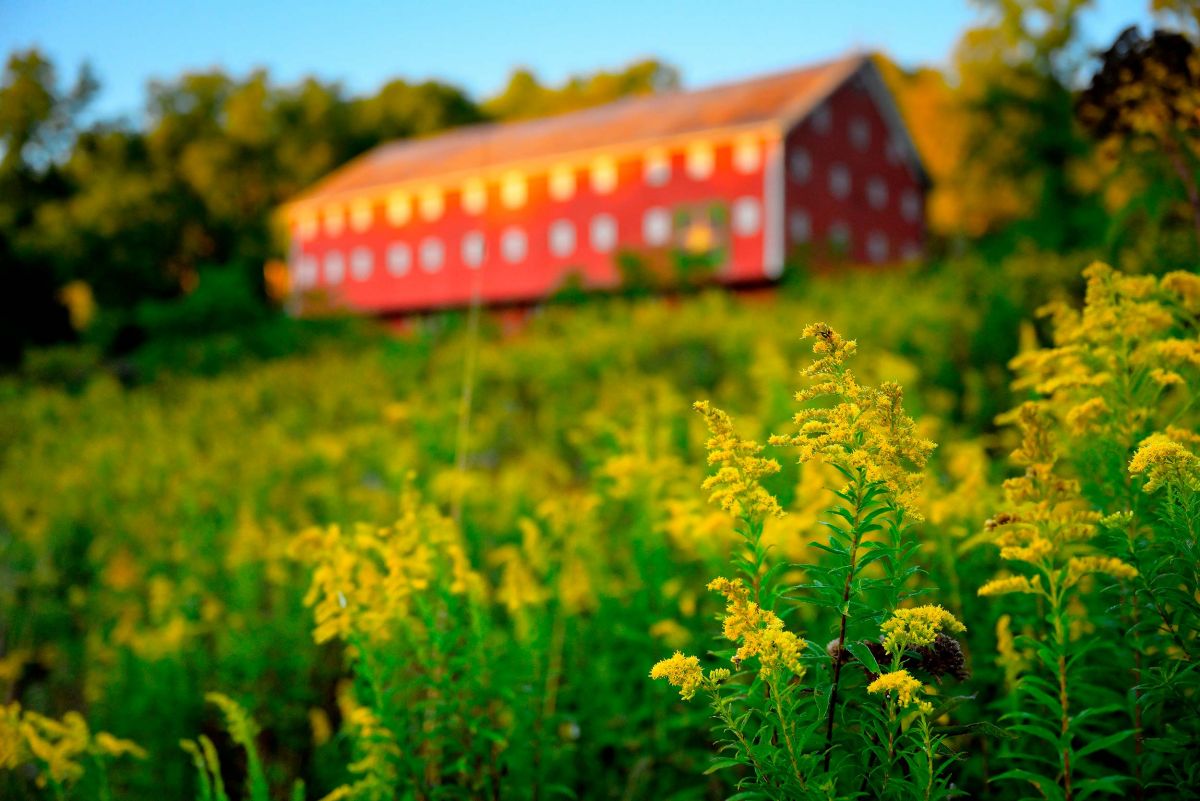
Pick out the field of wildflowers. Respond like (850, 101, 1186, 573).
(2, 261, 1198, 800)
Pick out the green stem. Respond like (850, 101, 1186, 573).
(823, 473, 867, 772)
(770, 674, 807, 791)
(712, 686, 772, 786)
(1050, 584, 1073, 801)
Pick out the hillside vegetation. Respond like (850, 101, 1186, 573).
(3, 259, 1198, 799)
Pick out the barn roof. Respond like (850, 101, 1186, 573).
(288, 52, 921, 211)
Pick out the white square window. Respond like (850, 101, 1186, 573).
(549, 165, 575, 200)
(812, 105, 832, 135)
(829, 164, 851, 199)
(386, 242, 411, 276)
(901, 189, 921, 222)
(732, 197, 762, 236)
(643, 207, 671, 246)
(849, 117, 870, 151)
(548, 219, 576, 257)
(591, 158, 618, 194)
(323, 206, 345, 236)
(324, 251, 345, 284)
(297, 213, 318, 241)
(387, 193, 412, 226)
(867, 177, 888, 210)
(295, 254, 319, 288)
(590, 214, 617, 252)
(419, 188, 443, 221)
(500, 227, 527, 263)
(789, 148, 811, 184)
(419, 238, 444, 272)
(350, 200, 373, 232)
(644, 149, 671, 186)
(462, 179, 487, 215)
(350, 247, 373, 280)
(867, 231, 888, 263)
(686, 142, 714, 180)
(789, 210, 811, 243)
(461, 231, 485, 268)
(733, 136, 761, 174)
(501, 171, 527, 208)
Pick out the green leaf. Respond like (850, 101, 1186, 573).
(844, 641, 881, 675)
(1074, 728, 1133, 759)
(991, 768, 1066, 801)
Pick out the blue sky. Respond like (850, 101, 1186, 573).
(2, 0, 1153, 123)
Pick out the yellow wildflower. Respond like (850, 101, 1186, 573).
(309, 708, 333, 747)
(649, 619, 692, 649)
(1151, 338, 1200, 368)
(867, 669, 924, 709)
(1150, 368, 1185, 387)
(19, 710, 89, 786)
(994, 615, 1026, 691)
(1129, 433, 1200, 493)
(650, 652, 705, 700)
(336, 687, 401, 793)
(1065, 556, 1138, 587)
(317, 788, 354, 801)
(1, 703, 24, 769)
(293, 488, 485, 644)
(880, 605, 966, 655)
(93, 732, 147, 759)
(985, 404, 1100, 568)
(693, 401, 783, 521)
(769, 323, 936, 516)
(1162, 270, 1200, 311)
(707, 577, 806, 677)
(978, 574, 1042, 597)
(1065, 397, 1109, 435)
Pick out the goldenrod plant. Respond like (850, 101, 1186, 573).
(982, 264, 1200, 799)
(651, 324, 972, 799)
(2, 263, 1198, 799)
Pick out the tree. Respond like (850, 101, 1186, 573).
(483, 59, 679, 121)
(0, 49, 96, 364)
(950, 0, 1105, 251)
(1077, 27, 1200, 253)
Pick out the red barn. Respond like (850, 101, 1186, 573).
(280, 52, 927, 314)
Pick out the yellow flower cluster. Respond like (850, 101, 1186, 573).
(866, 669, 930, 714)
(880, 605, 966, 655)
(985, 403, 1100, 570)
(769, 323, 936, 516)
(1129, 433, 1200, 493)
(291, 488, 483, 644)
(1012, 263, 1198, 445)
(1065, 556, 1139, 587)
(978, 574, 1042, 597)
(1, 702, 145, 788)
(649, 652, 705, 700)
(707, 577, 806, 677)
(318, 686, 403, 801)
(693, 400, 784, 521)
(994, 615, 1027, 692)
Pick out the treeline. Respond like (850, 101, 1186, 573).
(0, 54, 678, 365)
(1, 1, 1198, 372)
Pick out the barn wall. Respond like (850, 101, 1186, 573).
(288, 135, 773, 313)
(782, 76, 926, 266)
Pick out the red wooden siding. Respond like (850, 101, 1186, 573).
(782, 75, 925, 265)
(289, 136, 773, 312)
